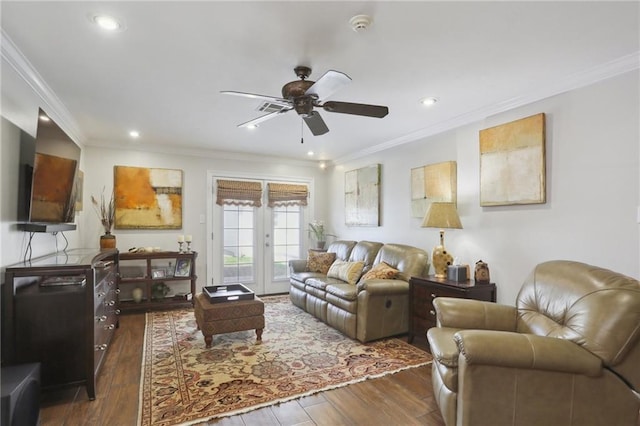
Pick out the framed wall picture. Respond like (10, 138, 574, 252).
(345, 164, 381, 226)
(114, 165, 183, 229)
(411, 161, 457, 218)
(479, 113, 546, 206)
(174, 258, 192, 278)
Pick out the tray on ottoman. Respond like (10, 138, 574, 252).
(203, 283, 254, 303)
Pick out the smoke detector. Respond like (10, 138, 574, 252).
(349, 15, 373, 32)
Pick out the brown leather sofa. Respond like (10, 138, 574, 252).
(427, 260, 640, 426)
(289, 240, 429, 342)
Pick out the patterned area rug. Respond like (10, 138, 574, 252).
(138, 295, 432, 426)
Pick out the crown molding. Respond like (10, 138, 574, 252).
(335, 51, 640, 165)
(85, 139, 323, 169)
(1, 29, 85, 145)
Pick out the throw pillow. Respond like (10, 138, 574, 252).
(327, 260, 365, 285)
(306, 250, 336, 274)
(361, 261, 400, 281)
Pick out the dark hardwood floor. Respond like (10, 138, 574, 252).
(39, 312, 444, 426)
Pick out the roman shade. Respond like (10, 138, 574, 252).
(267, 183, 308, 207)
(216, 179, 262, 207)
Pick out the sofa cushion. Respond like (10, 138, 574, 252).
(306, 276, 346, 291)
(306, 250, 336, 274)
(327, 240, 357, 261)
(361, 261, 399, 281)
(327, 260, 365, 285)
(290, 271, 326, 284)
(348, 241, 383, 274)
(326, 283, 358, 302)
(373, 243, 429, 281)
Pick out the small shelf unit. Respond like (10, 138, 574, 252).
(118, 251, 197, 312)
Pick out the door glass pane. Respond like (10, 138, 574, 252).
(223, 205, 255, 283)
(272, 205, 302, 280)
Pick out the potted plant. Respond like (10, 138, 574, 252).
(308, 221, 336, 250)
(91, 188, 115, 249)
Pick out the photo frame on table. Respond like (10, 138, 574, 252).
(174, 258, 192, 277)
(151, 269, 166, 279)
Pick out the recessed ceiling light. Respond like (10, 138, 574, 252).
(129, 130, 140, 138)
(420, 97, 439, 106)
(246, 124, 259, 129)
(91, 14, 124, 31)
(39, 114, 50, 122)
(307, 151, 314, 156)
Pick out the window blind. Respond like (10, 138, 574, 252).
(216, 179, 263, 207)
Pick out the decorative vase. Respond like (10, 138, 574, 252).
(132, 287, 143, 303)
(100, 232, 116, 250)
(316, 241, 326, 250)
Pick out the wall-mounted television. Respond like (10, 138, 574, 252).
(17, 108, 80, 232)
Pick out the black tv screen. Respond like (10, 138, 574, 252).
(18, 108, 81, 226)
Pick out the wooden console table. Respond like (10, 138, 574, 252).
(408, 275, 496, 350)
(118, 251, 197, 312)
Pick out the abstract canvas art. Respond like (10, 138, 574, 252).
(114, 166, 183, 229)
(411, 161, 457, 218)
(345, 164, 380, 226)
(479, 113, 546, 206)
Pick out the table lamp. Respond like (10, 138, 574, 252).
(421, 202, 463, 278)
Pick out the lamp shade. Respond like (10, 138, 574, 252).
(421, 202, 462, 229)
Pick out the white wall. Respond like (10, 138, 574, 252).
(1, 117, 83, 266)
(326, 70, 640, 304)
(80, 146, 329, 287)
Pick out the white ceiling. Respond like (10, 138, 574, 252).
(1, 1, 638, 164)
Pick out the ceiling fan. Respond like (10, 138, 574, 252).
(221, 66, 389, 136)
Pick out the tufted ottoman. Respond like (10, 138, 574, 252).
(194, 292, 264, 348)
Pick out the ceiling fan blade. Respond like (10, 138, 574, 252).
(303, 111, 329, 136)
(221, 91, 291, 107)
(237, 110, 290, 128)
(305, 70, 351, 100)
(322, 101, 389, 118)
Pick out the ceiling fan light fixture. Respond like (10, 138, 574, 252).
(349, 14, 373, 32)
(420, 96, 439, 107)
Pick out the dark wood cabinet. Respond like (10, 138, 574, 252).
(2, 249, 119, 400)
(408, 275, 496, 350)
(117, 251, 197, 313)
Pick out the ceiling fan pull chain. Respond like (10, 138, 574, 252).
(300, 118, 304, 144)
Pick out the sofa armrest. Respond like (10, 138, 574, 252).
(434, 297, 518, 332)
(288, 259, 308, 273)
(356, 278, 409, 295)
(455, 329, 602, 376)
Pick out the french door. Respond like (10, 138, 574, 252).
(209, 176, 309, 295)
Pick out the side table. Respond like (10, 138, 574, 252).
(408, 275, 496, 350)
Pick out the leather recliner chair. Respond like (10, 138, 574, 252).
(427, 260, 640, 426)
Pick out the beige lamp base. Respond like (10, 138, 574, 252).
(432, 244, 454, 279)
